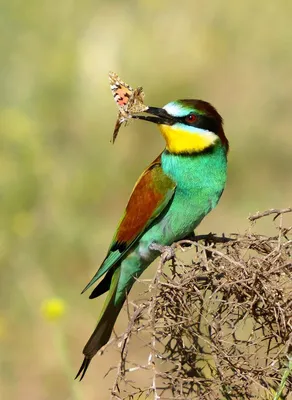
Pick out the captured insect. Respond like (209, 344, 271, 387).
(109, 71, 149, 143)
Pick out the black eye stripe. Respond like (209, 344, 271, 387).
(176, 114, 220, 134)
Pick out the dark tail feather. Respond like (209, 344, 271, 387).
(75, 301, 124, 380)
(89, 269, 114, 299)
(75, 357, 91, 381)
(76, 267, 123, 380)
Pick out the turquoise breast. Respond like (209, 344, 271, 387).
(139, 143, 227, 254)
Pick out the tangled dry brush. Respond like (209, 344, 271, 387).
(105, 209, 292, 400)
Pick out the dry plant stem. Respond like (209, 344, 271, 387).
(106, 208, 292, 399)
(249, 207, 292, 221)
(110, 304, 147, 399)
(148, 255, 165, 400)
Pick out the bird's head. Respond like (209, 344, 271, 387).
(134, 99, 228, 154)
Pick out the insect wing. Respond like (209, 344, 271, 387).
(109, 71, 149, 143)
(109, 72, 134, 116)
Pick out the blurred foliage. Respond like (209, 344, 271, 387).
(0, 1, 291, 399)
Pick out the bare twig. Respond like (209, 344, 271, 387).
(106, 208, 292, 399)
(248, 207, 292, 221)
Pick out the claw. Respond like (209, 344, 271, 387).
(149, 242, 175, 262)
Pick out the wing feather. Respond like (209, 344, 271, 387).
(82, 154, 176, 293)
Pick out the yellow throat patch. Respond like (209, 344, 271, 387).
(158, 124, 218, 154)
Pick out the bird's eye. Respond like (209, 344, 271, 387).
(185, 114, 197, 123)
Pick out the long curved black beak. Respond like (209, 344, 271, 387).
(132, 107, 174, 125)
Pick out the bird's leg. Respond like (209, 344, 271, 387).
(149, 242, 176, 263)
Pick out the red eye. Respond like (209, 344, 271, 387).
(186, 114, 197, 123)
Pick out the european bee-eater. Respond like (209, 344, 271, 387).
(76, 99, 229, 380)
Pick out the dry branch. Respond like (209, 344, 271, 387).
(108, 209, 292, 400)
(248, 208, 292, 221)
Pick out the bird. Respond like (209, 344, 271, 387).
(75, 99, 229, 380)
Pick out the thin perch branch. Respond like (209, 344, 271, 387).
(106, 208, 292, 399)
(248, 207, 292, 221)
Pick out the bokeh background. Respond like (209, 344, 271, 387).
(1, 1, 292, 399)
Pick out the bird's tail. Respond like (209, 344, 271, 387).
(75, 267, 123, 381)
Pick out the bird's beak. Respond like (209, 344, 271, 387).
(133, 107, 174, 125)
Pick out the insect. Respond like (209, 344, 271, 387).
(109, 72, 148, 143)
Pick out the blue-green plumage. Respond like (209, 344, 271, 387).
(138, 144, 226, 256)
(116, 142, 227, 299)
(76, 99, 228, 380)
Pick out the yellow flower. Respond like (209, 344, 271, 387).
(41, 298, 66, 322)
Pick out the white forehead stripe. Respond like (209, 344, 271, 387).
(163, 102, 190, 117)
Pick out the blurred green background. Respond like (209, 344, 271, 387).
(1, 1, 291, 399)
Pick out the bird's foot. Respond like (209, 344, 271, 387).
(149, 242, 176, 263)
